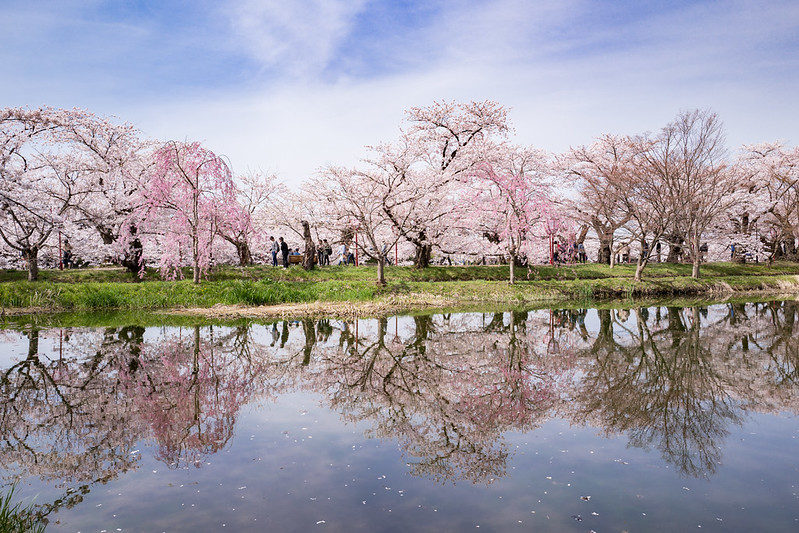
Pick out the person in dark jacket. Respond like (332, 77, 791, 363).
(279, 237, 289, 268)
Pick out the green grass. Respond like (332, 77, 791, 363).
(0, 484, 46, 533)
(1, 261, 798, 313)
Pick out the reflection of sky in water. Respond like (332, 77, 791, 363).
(0, 330, 30, 367)
(2, 302, 799, 531)
(13, 392, 796, 532)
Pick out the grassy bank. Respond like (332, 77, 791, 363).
(1, 261, 798, 316)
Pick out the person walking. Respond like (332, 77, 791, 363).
(279, 237, 289, 268)
(338, 242, 348, 265)
(270, 236, 279, 267)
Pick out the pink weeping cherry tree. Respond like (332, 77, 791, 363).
(131, 140, 236, 283)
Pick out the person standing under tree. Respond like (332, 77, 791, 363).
(279, 237, 289, 268)
(62, 239, 73, 269)
(270, 236, 279, 267)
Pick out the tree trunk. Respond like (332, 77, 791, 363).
(666, 234, 683, 263)
(22, 248, 39, 282)
(377, 255, 386, 285)
(509, 254, 516, 285)
(414, 242, 432, 269)
(301, 220, 316, 271)
(592, 221, 612, 264)
(690, 235, 701, 278)
(192, 193, 201, 284)
(236, 241, 253, 266)
(597, 237, 612, 264)
(121, 238, 143, 275)
(634, 257, 648, 282)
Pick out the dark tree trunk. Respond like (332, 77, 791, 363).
(235, 241, 253, 266)
(666, 234, 684, 263)
(412, 230, 432, 269)
(121, 238, 143, 275)
(597, 240, 612, 264)
(22, 247, 39, 282)
(301, 220, 316, 271)
(590, 219, 613, 264)
(414, 243, 432, 269)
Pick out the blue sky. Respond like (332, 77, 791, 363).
(2, 0, 797, 186)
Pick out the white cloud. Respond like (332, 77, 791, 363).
(223, 0, 370, 77)
(1, 0, 797, 190)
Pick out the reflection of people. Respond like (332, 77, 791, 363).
(62, 239, 73, 269)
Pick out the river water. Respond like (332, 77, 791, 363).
(1, 300, 798, 532)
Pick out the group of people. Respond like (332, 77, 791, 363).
(268, 237, 355, 268)
(553, 241, 587, 264)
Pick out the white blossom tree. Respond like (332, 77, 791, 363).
(0, 107, 140, 280)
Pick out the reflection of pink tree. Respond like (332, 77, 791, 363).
(119, 326, 253, 467)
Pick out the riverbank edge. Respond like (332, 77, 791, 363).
(172, 277, 799, 320)
(2, 273, 797, 320)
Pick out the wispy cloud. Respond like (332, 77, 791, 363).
(223, 0, 370, 78)
(1, 0, 797, 186)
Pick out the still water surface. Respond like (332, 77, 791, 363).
(1, 301, 798, 532)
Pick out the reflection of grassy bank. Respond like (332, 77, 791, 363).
(1, 262, 798, 317)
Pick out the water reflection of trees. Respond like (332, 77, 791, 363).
(572, 307, 741, 477)
(118, 325, 269, 467)
(0, 326, 146, 516)
(0, 324, 274, 521)
(287, 312, 573, 483)
(1, 301, 798, 510)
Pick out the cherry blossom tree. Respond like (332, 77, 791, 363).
(133, 141, 236, 283)
(735, 143, 799, 261)
(0, 107, 140, 280)
(216, 170, 285, 265)
(308, 165, 403, 284)
(637, 110, 741, 278)
(468, 145, 551, 284)
(562, 134, 635, 264)
(377, 100, 510, 268)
